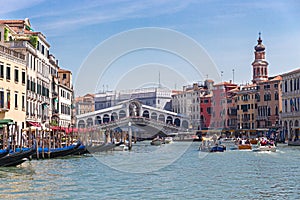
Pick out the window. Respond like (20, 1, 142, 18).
(22, 71, 25, 84)
(14, 92, 18, 108)
(0, 62, 4, 78)
(275, 92, 279, 100)
(63, 73, 67, 79)
(6, 65, 11, 80)
(22, 94, 25, 110)
(0, 91, 4, 108)
(7, 90, 10, 109)
(14, 68, 19, 82)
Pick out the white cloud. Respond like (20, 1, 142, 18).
(32, 0, 195, 36)
(0, 0, 44, 15)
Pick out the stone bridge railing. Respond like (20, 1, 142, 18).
(92, 116, 183, 132)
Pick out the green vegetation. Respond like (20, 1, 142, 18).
(4, 27, 9, 41)
(29, 35, 38, 48)
(50, 120, 58, 126)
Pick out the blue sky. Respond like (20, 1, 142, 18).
(1, 0, 300, 95)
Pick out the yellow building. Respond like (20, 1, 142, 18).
(236, 84, 258, 135)
(0, 44, 26, 130)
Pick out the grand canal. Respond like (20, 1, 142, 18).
(0, 142, 299, 199)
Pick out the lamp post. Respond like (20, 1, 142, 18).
(128, 121, 132, 150)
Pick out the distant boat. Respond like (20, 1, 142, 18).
(238, 144, 252, 150)
(199, 137, 226, 152)
(164, 137, 173, 144)
(113, 144, 129, 151)
(87, 142, 124, 153)
(253, 144, 276, 152)
(150, 138, 162, 146)
(288, 140, 300, 146)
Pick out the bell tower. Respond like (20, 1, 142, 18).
(252, 33, 268, 83)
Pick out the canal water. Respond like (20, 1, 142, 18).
(0, 142, 299, 199)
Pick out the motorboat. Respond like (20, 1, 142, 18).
(253, 144, 276, 152)
(114, 144, 129, 151)
(238, 144, 252, 150)
(150, 138, 162, 146)
(199, 137, 226, 152)
(164, 137, 173, 144)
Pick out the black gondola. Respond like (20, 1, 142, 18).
(31, 141, 81, 159)
(0, 147, 35, 167)
(0, 148, 10, 159)
(87, 142, 124, 153)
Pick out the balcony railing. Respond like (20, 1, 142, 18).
(9, 41, 36, 55)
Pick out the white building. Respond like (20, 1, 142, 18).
(281, 68, 300, 142)
(95, 87, 173, 111)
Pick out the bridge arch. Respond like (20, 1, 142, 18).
(78, 120, 85, 128)
(174, 118, 180, 127)
(151, 112, 157, 120)
(111, 112, 118, 121)
(95, 116, 101, 125)
(166, 116, 173, 124)
(182, 120, 189, 129)
(103, 114, 110, 123)
(119, 110, 126, 119)
(158, 114, 165, 122)
(142, 110, 150, 118)
(129, 101, 141, 117)
(87, 118, 93, 127)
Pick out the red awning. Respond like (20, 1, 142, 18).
(28, 121, 41, 127)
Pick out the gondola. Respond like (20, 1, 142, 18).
(0, 148, 10, 159)
(87, 142, 124, 153)
(0, 147, 35, 167)
(31, 142, 81, 159)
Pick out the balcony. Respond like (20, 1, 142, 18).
(9, 41, 36, 55)
(48, 54, 56, 65)
(256, 116, 268, 120)
(281, 112, 300, 118)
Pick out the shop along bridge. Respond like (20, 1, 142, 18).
(76, 99, 190, 137)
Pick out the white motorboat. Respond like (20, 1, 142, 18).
(164, 137, 173, 144)
(253, 144, 276, 152)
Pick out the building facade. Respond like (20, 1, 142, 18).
(0, 18, 73, 129)
(75, 94, 95, 115)
(172, 80, 213, 130)
(0, 44, 26, 131)
(210, 81, 238, 130)
(281, 68, 300, 142)
(57, 69, 73, 127)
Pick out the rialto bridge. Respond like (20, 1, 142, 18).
(76, 99, 190, 135)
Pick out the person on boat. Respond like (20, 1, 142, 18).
(245, 139, 250, 144)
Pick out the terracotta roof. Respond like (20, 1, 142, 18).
(280, 68, 300, 77)
(0, 20, 24, 24)
(58, 69, 72, 73)
(213, 81, 237, 87)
